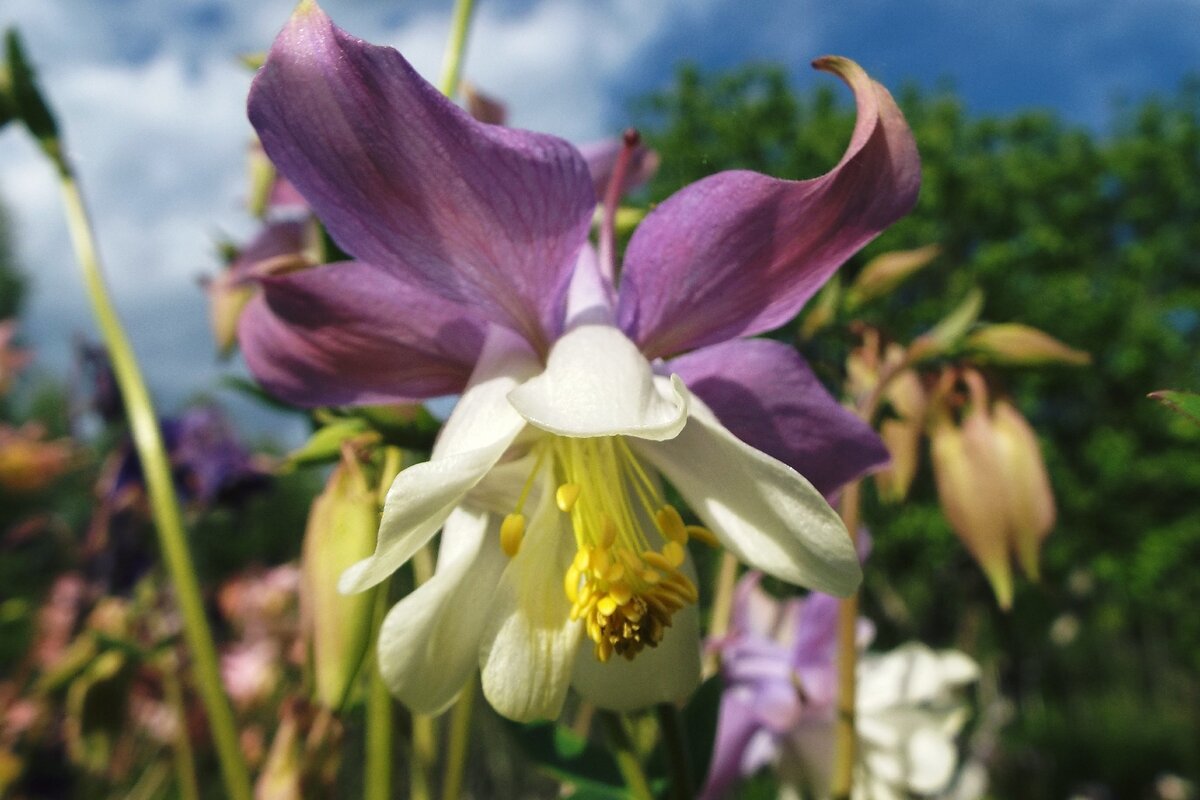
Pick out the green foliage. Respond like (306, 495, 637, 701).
(636, 64, 1200, 794)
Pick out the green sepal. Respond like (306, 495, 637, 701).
(4, 28, 63, 169)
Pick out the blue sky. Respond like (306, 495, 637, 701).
(0, 0, 1196, 441)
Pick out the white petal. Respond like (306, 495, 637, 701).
(339, 328, 538, 594)
(507, 324, 688, 440)
(376, 507, 506, 714)
(632, 394, 861, 596)
(479, 467, 582, 722)
(570, 556, 702, 711)
(563, 244, 615, 329)
(857, 643, 978, 712)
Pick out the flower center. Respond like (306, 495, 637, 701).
(500, 436, 717, 663)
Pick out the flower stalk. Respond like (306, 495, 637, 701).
(598, 711, 654, 800)
(57, 160, 253, 800)
(365, 582, 395, 800)
(440, 678, 476, 800)
(830, 480, 862, 800)
(437, 0, 477, 98)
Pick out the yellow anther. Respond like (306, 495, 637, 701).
(656, 505, 688, 544)
(573, 548, 591, 572)
(662, 540, 686, 568)
(642, 551, 675, 573)
(563, 566, 580, 603)
(591, 548, 611, 577)
(599, 519, 617, 549)
(609, 582, 633, 606)
(597, 596, 618, 617)
(685, 525, 720, 547)
(500, 513, 525, 557)
(603, 562, 625, 583)
(556, 482, 581, 513)
(641, 568, 661, 584)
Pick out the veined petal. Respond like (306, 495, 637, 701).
(338, 328, 538, 594)
(377, 507, 506, 714)
(570, 557, 701, 710)
(479, 465, 582, 722)
(249, 3, 595, 348)
(563, 244, 615, 330)
(617, 57, 920, 358)
(507, 324, 688, 440)
(239, 260, 485, 406)
(669, 338, 889, 497)
(632, 395, 861, 596)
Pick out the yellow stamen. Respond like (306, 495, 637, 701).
(656, 505, 688, 543)
(500, 513, 525, 557)
(556, 482, 581, 513)
(685, 524, 720, 547)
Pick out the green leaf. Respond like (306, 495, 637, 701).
(504, 720, 633, 799)
(1149, 390, 1200, 427)
(284, 417, 373, 468)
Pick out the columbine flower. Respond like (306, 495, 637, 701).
(702, 573, 978, 800)
(239, 1, 918, 722)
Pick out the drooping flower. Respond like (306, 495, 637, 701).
(240, 2, 918, 722)
(702, 573, 978, 800)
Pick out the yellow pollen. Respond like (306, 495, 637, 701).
(656, 505, 688, 543)
(556, 482, 581, 512)
(500, 513, 525, 557)
(685, 524, 720, 548)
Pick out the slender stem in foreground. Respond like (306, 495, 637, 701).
(161, 660, 201, 800)
(598, 711, 654, 800)
(365, 584, 394, 800)
(656, 703, 693, 800)
(440, 677, 477, 800)
(830, 480, 862, 800)
(703, 551, 740, 678)
(437, 0, 477, 98)
(57, 168, 252, 800)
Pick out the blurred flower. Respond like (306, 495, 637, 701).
(0, 320, 31, 395)
(0, 423, 74, 493)
(74, 341, 123, 425)
(217, 564, 301, 711)
(929, 369, 1055, 609)
(702, 573, 978, 800)
(241, 3, 917, 722)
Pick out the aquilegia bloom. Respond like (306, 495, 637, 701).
(239, 2, 918, 722)
(702, 573, 979, 800)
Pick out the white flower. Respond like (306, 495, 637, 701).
(338, 322, 861, 723)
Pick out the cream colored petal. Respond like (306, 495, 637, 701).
(632, 394, 860, 596)
(507, 324, 688, 441)
(377, 507, 506, 714)
(339, 328, 537, 594)
(479, 466, 582, 722)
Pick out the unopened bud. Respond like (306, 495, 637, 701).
(991, 399, 1055, 580)
(845, 244, 940, 309)
(301, 452, 379, 710)
(965, 323, 1090, 367)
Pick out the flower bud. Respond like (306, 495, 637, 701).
(965, 323, 1090, 367)
(909, 288, 983, 363)
(929, 399, 1014, 609)
(845, 244, 940, 309)
(928, 370, 1057, 607)
(301, 449, 379, 710)
(991, 399, 1055, 580)
(0, 423, 73, 492)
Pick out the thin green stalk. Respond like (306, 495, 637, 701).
(365, 584, 395, 800)
(830, 481, 862, 800)
(598, 711, 653, 800)
(162, 662, 201, 800)
(437, 0, 477, 98)
(57, 170, 252, 800)
(409, 547, 437, 800)
(440, 678, 476, 800)
(656, 703, 692, 800)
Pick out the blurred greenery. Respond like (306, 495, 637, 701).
(636, 64, 1200, 796)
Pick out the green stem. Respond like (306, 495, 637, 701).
(830, 481, 862, 800)
(365, 585, 394, 800)
(656, 703, 692, 800)
(437, 0, 477, 98)
(409, 548, 437, 800)
(162, 661, 201, 800)
(598, 711, 653, 800)
(440, 678, 476, 800)
(57, 170, 253, 800)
